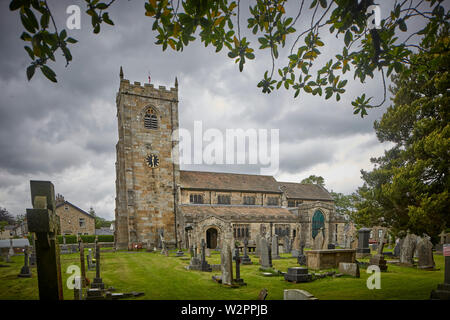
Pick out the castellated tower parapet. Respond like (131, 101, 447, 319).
(115, 67, 180, 250)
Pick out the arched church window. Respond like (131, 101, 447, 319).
(144, 108, 158, 129)
(311, 210, 325, 239)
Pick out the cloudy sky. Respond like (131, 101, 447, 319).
(0, 1, 430, 221)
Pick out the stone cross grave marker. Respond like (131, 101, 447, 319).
(241, 238, 252, 265)
(26, 180, 63, 300)
(200, 239, 212, 272)
(18, 245, 32, 278)
(233, 246, 245, 286)
(297, 243, 307, 266)
(313, 227, 325, 250)
(91, 239, 105, 290)
(369, 229, 387, 271)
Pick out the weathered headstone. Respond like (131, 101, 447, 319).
(187, 244, 202, 270)
(430, 244, 450, 300)
(313, 228, 325, 250)
(8, 238, 14, 257)
(283, 236, 292, 254)
(271, 235, 280, 259)
(18, 246, 32, 278)
(284, 267, 313, 283)
(399, 233, 417, 266)
(176, 240, 185, 257)
(258, 288, 268, 300)
(220, 242, 233, 285)
(356, 227, 371, 259)
(259, 238, 272, 269)
(26, 180, 63, 300)
(338, 262, 360, 278)
(393, 238, 403, 257)
(241, 238, 252, 265)
(255, 234, 261, 257)
(91, 239, 105, 290)
(283, 289, 318, 300)
(60, 235, 70, 254)
(416, 235, 435, 269)
(160, 234, 169, 256)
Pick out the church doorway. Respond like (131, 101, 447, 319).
(206, 228, 218, 249)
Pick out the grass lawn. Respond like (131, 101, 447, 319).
(0, 250, 445, 300)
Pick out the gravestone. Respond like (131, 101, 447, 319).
(160, 235, 169, 256)
(430, 244, 450, 300)
(18, 246, 32, 278)
(187, 244, 202, 270)
(255, 234, 261, 257)
(399, 233, 417, 266)
(283, 236, 292, 254)
(258, 288, 268, 300)
(284, 267, 313, 283)
(259, 238, 272, 269)
(205, 248, 211, 257)
(26, 180, 63, 300)
(393, 238, 403, 257)
(369, 230, 388, 271)
(338, 262, 360, 278)
(200, 239, 212, 272)
(220, 242, 233, 285)
(176, 240, 185, 257)
(416, 235, 435, 269)
(60, 235, 70, 254)
(271, 235, 280, 259)
(284, 289, 317, 300)
(91, 240, 105, 290)
(233, 247, 246, 286)
(146, 240, 154, 252)
(356, 228, 371, 258)
(241, 238, 252, 265)
(297, 243, 307, 266)
(313, 228, 325, 250)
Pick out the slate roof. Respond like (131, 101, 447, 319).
(277, 182, 333, 201)
(180, 204, 297, 221)
(55, 201, 95, 219)
(180, 170, 281, 193)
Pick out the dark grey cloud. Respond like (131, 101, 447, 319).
(0, 0, 430, 219)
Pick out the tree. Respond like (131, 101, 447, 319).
(89, 206, 112, 229)
(0, 207, 15, 224)
(330, 191, 356, 217)
(9, 0, 449, 116)
(352, 29, 449, 243)
(300, 174, 325, 186)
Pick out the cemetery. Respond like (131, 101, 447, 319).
(0, 239, 448, 300)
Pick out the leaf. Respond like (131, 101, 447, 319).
(26, 64, 35, 81)
(344, 30, 352, 47)
(319, 0, 327, 9)
(40, 65, 57, 82)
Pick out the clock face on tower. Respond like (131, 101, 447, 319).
(146, 154, 160, 168)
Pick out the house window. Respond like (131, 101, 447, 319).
(64, 205, 69, 211)
(288, 200, 296, 207)
(267, 197, 279, 206)
(296, 200, 303, 206)
(144, 108, 158, 129)
(243, 196, 256, 205)
(217, 195, 231, 205)
(79, 218, 85, 228)
(190, 194, 204, 204)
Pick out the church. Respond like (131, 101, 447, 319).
(114, 68, 346, 251)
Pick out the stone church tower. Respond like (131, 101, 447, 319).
(114, 67, 180, 250)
